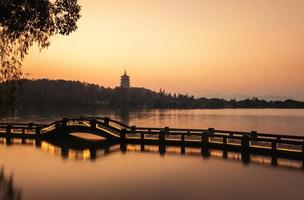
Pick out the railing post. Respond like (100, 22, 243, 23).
(251, 131, 257, 138)
(35, 125, 41, 135)
(181, 134, 185, 142)
(131, 126, 136, 133)
(272, 140, 277, 152)
(62, 118, 69, 129)
(208, 128, 214, 134)
(28, 123, 34, 128)
(90, 119, 97, 128)
(120, 128, 126, 141)
(201, 131, 209, 146)
(208, 128, 214, 143)
(159, 129, 166, 143)
(140, 133, 145, 140)
(223, 136, 227, 145)
(55, 123, 61, 130)
(165, 126, 169, 140)
(164, 127, 170, 133)
(242, 134, 250, 150)
(6, 125, 12, 145)
(104, 118, 110, 126)
(6, 125, 12, 135)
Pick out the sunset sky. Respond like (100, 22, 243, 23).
(23, 0, 304, 100)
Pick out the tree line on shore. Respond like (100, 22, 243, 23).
(1, 79, 304, 109)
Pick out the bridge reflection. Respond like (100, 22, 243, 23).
(0, 137, 303, 171)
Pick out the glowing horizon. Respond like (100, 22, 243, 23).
(23, 0, 304, 100)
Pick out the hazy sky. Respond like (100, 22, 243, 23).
(24, 0, 304, 99)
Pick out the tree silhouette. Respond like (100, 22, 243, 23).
(0, 0, 81, 81)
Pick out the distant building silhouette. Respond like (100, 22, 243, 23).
(120, 70, 130, 89)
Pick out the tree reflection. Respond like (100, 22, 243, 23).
(0, 167, 22, 200)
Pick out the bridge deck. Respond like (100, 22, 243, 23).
(0, 117, 304, 159)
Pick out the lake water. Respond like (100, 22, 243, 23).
(1, 108, 304, 200)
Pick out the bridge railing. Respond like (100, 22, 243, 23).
(123, 126, 304, 153)
(1, 117, 304, 154)
(0, 123, 45, 136)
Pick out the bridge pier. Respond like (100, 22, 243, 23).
(181, 145, 185, 154)
(104, 145, 110, 154)
(5, 136, 12, 146)
(271, 156, 278, 166)
(241, 151, 250, 165)
(89, 148, 97, 160)
(223, 150, 228, 159)
(61, 147, 69, 159)
(201, 147, 210, 159)
(140, 144, 145, 152)
(159, 144, 166, 156)
(241, 135, 251, 165)
(35, 139, 41, 148)
(120, 143, 127, 153)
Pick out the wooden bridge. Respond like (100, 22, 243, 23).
(1, 117, 304, 159)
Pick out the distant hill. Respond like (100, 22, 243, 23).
(1, 79, 304, 109)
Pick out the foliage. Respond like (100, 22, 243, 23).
(2, 79, 304, 109)
(0, 0, 81, 81)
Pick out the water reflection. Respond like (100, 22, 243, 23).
(1, 138, 303, 171)
(0, 167, 22, 200)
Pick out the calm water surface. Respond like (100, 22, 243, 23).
(0, 108, 304, 200)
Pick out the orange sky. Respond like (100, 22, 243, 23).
(23, 0, 304, 99)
